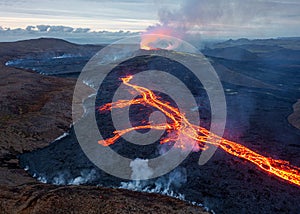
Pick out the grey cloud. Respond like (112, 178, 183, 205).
(73, 28, 90, 33)
(0, 25, 138, 44)
(48, 26, 74, 32)
(25, 25, 36, 31)
(37, 25, 50, 32)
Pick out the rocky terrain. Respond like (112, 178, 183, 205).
(0, 38, 208, 213)
(288, 99, 300, 130)
(1, 37, 300, 214)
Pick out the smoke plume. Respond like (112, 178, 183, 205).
(148, 0, 283, 40)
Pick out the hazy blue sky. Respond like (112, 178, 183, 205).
(0, 0, 299, 39)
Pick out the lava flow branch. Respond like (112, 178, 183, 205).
(97, 76, 300, 187)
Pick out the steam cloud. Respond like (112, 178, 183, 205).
(35, 169, 97, 185)
(120, 167, 187, 201)
(148, 0, 298, 39)
(130, 158, 153, 180)
(158, 0, 262, 27)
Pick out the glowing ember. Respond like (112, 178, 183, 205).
(98, 76, 300, 187)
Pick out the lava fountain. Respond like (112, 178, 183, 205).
(140, 26, 181, 50)
(98, 76, 300, 187)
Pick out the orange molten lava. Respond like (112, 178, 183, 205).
(98, 76, 300, 187)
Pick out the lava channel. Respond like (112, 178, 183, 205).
(97, 76, 300, 187)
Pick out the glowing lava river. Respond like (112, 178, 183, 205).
(98, 76, 300, 187)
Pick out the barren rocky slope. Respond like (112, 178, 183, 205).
(0, 38, 207, 214)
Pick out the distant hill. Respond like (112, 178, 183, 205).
(203, 37, 300, 62)
(209, 37, 300, 51)
(203, 46, 258, 61)
(0, 38, 104, 59)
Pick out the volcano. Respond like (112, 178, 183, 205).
(0, 38, 208, 214)
(18, 38, 300, 213)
